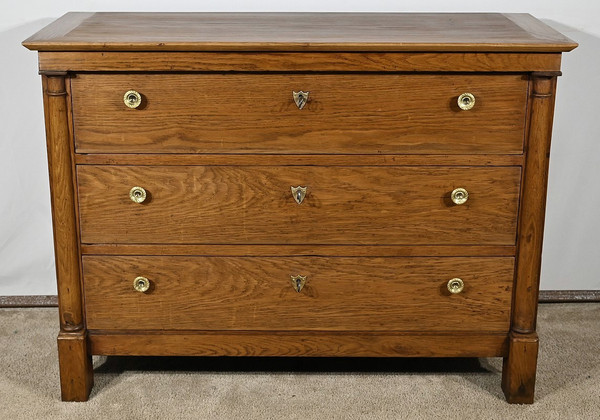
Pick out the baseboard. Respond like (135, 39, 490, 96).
(538, 290, 600, 303)
(0, 295, 58, 308)
(1, 291, 599, 308)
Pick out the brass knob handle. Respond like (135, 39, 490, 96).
(447, 278, 464, 294)
(450, 188, 469, 205)
(124, 90, 142, 109)
(291, 275, 307, 292)
(457, 93, 475, 111)
(291, 186, 307, 204)
(129, 186, 147, 203)
(292, 91, 309, 110)
(133, 276, 150, 293)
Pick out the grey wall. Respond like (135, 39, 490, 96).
(1, 1, 597, 295)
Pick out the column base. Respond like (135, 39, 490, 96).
(57, 331, 93, 401)
(501, 331, 539, 404)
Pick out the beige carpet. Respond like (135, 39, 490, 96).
(0, 304, 598, 419)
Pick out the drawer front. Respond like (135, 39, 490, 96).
(71, 74, 526, 154)
(77, 165, 521, 245)
(83, 256, 514, 332)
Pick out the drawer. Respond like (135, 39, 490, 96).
(77, 165, 521, 245)
(71, 73, 527, 154)
(82, 256, 514, 332)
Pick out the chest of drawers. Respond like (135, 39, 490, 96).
(23, 12, 576, 403)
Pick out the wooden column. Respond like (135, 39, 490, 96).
(42, 73, 93, 401)
(502, 73, 558, 404)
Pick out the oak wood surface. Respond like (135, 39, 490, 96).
(43, 76, 85, 333)
(23, 13, 577, 52)
(499, 74, 558, 404)
(24, 12, 577, 404)
(88, 331, 508, 357)
(71, 73, 527, 154)
(57, 332, 93, 401)
(82, 256, 514, 332)
(6, 290, 595, 307)
(502, 332, 539, 403)
(512, 75, 557, 334)
(37, 51, 563, 73)
(80, 244, 516, 257)
(74, 154, 525, 167)
(77, 165, 521, 245)
(43, 75, 93, 401)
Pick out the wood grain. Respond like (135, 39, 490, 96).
(9, 289, 596, 307)
(43, 74, 93, 402)
(71, 73, 527, 154)
(502, 331, 539, 404)
(24, 12, 577, 404)
(37, 51, 562, 72)
(57, 331, 93, 402)
(89, 331, 508, 357)
(77, 165, 521, 245)
(80, 244, 516, 257)
(512, 75, 557, 334)
(501, 73, 558, 405)
(43, 75, 84, 332)
(82, 256, 514, 332)
(23, 13, 577, 52)
(74, 153, 525, 167)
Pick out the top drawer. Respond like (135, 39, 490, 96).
(71, 74, 527, 154)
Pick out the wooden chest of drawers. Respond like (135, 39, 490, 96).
(23, 12, 576, 403)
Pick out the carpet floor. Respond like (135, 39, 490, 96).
(0, 303, 598, 419)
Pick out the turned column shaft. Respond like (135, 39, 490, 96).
(42, 73, 92, 401)
(503, 73, 559, 404)
(43, 74, 84, 332)
(512, 74, 558, 333)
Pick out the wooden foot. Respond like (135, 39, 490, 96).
(57, 331, 93, 401)
(501, 331, 539, 404)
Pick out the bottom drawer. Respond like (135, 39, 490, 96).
(82, 256, 514, 332)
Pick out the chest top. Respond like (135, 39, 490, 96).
(23, 12, 576, 52)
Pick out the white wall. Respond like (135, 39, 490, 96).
(1, 1, 598, 295)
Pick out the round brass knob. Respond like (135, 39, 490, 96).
(451, 188, 469, 205)
(129, 186, 147, 203)
(447, 278, 465, 294)
(457, 93, 476, 111)
(133, 276, 150, 293)
(124, 90, 142, 109)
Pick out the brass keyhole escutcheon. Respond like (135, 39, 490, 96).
(292, 91, 309, 110)
(290, 275, 307, 293)
(450, 188, 469, 205)
(124, 90, 142, 109)
(447, 278, 465, 294)
(291, 186, 307, 204)
(133, 276, 150, 293)
(457, 93, 475, 111)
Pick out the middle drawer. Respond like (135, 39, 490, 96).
(77, 165, 520, 245)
